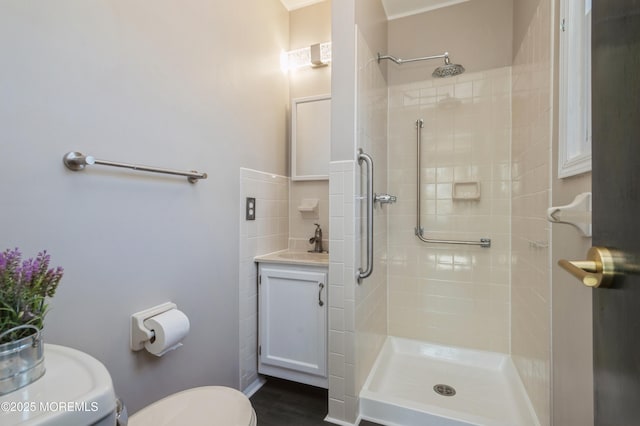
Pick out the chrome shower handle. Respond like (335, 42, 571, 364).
(375, 193, 397, 204)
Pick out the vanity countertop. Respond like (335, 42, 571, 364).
(254, 250, 329, 267)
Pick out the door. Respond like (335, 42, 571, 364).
(592, 1, 640, 424)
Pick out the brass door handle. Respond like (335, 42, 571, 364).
(558, 246, 618, 288)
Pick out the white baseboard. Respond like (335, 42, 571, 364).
(242, 376, 266, 398)
(324, 415, 360, 426)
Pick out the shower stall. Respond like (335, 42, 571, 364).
(354, 48, 535, 424)
(327, 1, 549, 425)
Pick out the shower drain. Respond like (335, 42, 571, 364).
(433, 384, 456, 397)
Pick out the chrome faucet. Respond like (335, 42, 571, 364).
(309, 223, 324, 253)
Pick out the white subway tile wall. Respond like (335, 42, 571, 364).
(239, 168, 289, 391)
(288, 180, 330, 252)
(387, 66, 512, 353)
(511, 0, 553, 424)
(328, 160, 357, 422)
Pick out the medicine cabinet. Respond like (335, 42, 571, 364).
(291, 94, 331, 181)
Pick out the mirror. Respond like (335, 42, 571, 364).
(291, 94, 331, 181)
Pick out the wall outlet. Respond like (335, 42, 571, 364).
(246, 197, 256, 220)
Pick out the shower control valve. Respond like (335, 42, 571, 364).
(374, 193, 397, 205)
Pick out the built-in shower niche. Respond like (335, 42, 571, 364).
(452, 181, 480, 200)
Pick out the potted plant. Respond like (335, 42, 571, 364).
(0, 248, 63, 394)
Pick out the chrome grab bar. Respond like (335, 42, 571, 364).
(63, 151, 208, 184)
(358, 149, 374, 283)
(414, 119, 491, 248)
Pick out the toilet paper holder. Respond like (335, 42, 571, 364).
(130, 302, 177, 351)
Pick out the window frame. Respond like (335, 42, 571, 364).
(558, 0, 592, 178)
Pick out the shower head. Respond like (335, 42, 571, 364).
(377, 51, 465, 78)
(432, 55, 465, 78)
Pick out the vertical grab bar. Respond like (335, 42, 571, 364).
(358, 149, 374, 283)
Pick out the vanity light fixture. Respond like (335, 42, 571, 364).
(281, 42, 331, 71)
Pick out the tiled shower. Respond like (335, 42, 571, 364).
(328, 0, 554, 424)
(387, 67, 512, 353)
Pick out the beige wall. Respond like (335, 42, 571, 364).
(330, 0, 388, 162)
(331, 0, 356, 162)
(550, 1, 594, 424)
(550, 174, 592, 426)
(386, 0, 513, 86)
(289, 0, 332, 101)
(289, 1, 332, 250)
(511, 0, 553, 424)
(513, 0, 540, 60)
(356, 0, 389, 82)
(0, 0, 289, 413)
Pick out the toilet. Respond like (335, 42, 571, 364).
(0, 344, 256, 426)
(128, 386, 256, 426)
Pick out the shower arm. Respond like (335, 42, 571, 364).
(414, 119, 491, 248)
(377, 52, 449, 65)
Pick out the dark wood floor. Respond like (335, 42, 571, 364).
(250, 377, 382, 426)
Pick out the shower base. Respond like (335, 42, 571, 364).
(359, 337, 539, 426)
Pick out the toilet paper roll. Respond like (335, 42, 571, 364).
(143, 309, 190, 357)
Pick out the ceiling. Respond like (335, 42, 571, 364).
(380, 0, 469, 20)
(278, 0, 469, 19)
(279, 0, 326, 12)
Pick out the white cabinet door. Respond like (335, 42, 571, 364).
(259, 266, 327, 383)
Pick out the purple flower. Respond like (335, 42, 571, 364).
(0, 247, 64, 343)
(19, 258, 36, 285)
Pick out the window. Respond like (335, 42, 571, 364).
(558, 0, 592, 178)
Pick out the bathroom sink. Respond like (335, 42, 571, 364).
(254, 250, 328, 266)
(275, 251, 328, 261)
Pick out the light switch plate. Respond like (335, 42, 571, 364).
(246, 197, 256, 220)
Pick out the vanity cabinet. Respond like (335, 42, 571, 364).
(257, 262, 328, 388)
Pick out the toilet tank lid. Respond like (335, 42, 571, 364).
(129, 386, 254, 426)
(0, 344, 116, 426)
